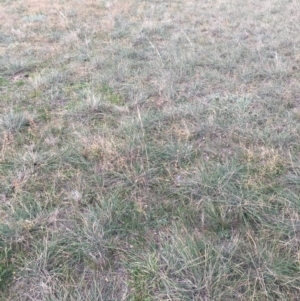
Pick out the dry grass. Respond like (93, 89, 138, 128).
(1, 0, 300, 300)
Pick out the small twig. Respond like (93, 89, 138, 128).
(137, 106, 150, 170)
(181, 29, 193, 48)
(58, 10, 71, 31)
(146, 36, 164, 65)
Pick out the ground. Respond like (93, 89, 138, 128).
(1, 0, 300, 300)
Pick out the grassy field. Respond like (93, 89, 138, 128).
(1, 0, 300, 300)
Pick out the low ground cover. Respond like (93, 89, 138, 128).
(1, 0, 300, 300)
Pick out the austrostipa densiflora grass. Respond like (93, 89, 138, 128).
(1, 0, 300, 300)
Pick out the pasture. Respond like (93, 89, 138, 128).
(1, 0, 300, 300)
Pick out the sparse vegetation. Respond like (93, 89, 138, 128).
(1, 0, 300, 300)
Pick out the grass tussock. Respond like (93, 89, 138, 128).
(1, 0, 300, 300)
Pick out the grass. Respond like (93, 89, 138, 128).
(1, 0, 300, 300)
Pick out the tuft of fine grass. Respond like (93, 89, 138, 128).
(0, 112, 31, 133)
